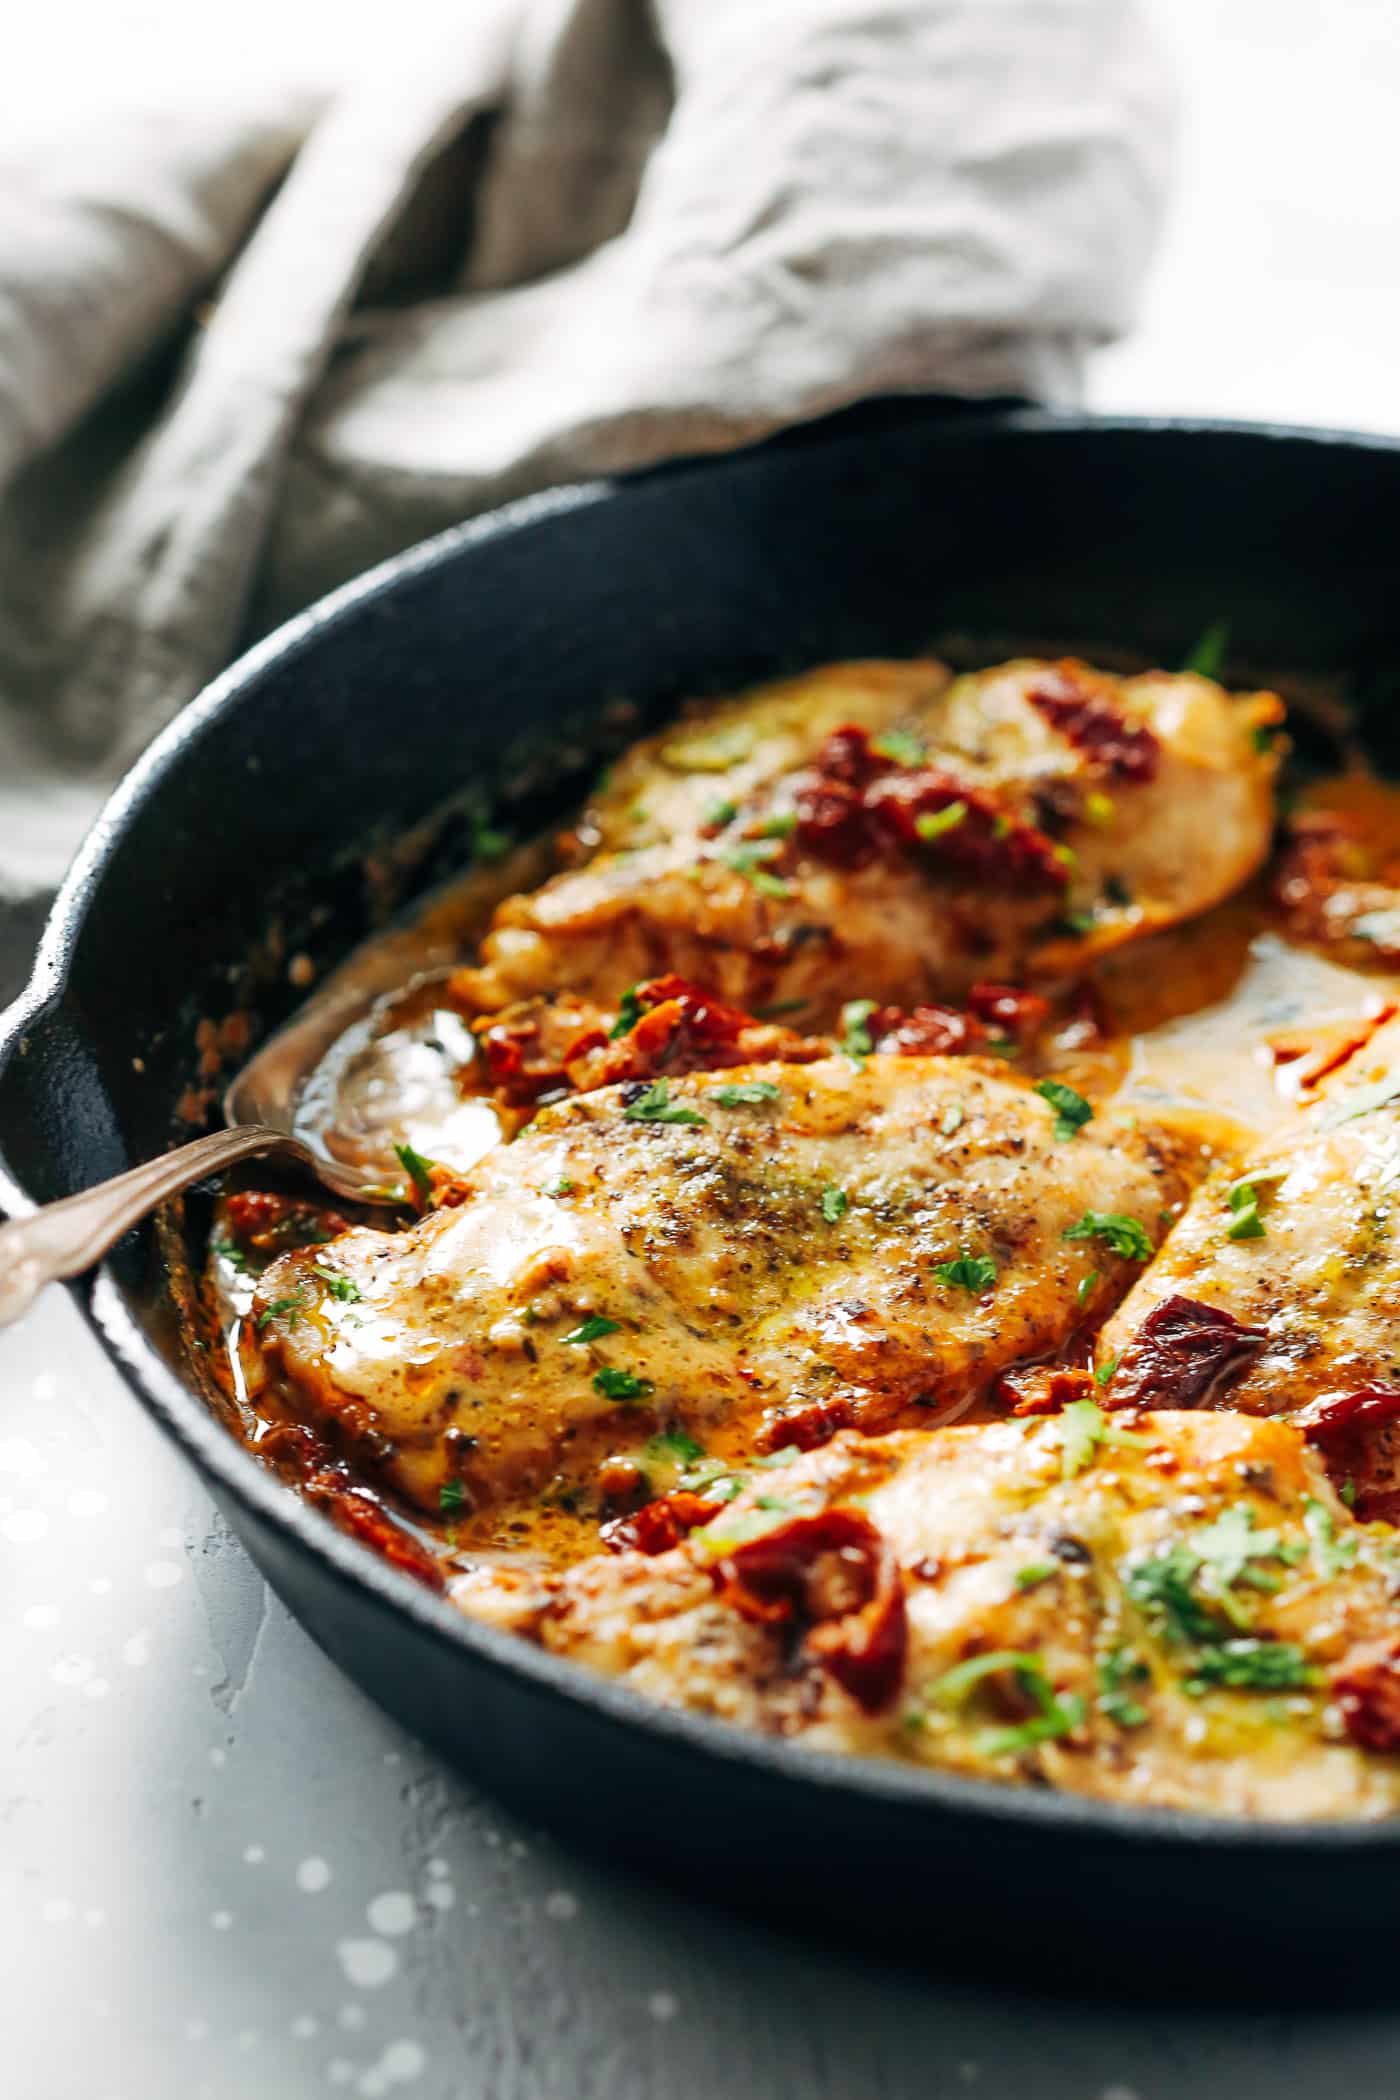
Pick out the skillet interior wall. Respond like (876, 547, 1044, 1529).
(2, 404, 1399, 1365)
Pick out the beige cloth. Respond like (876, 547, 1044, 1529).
(0, 0, 1172, 893)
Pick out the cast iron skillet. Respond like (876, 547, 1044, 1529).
(5, 401, 1400, 1992)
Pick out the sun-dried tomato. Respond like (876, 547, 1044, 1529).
(791, 725, 1067, 891)
(479, 1014, 571, 1105)
(602, 1490, 724, 1556)
(564, 975, 822, 1093)
(1027, 663, 1160, 783)
(714, 1508, 908, 1713)
(1295, 1388, 1400, 1522)
(994, 1365, 1097, 1418)
(1108, 1295, 1268, 1409)
(1296, 1388, 1400, 1444)
(305, 1471, 446, 1593)
(223, 1189, 352, 1253)
(755, 1396, 856, 1453)
(1330, 1637, 1400, 1755)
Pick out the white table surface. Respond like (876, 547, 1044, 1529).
(3, 5, 1400, 2096)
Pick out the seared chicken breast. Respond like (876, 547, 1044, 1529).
(251, 1055, 1197, 1520)
(454, 1412, 1400, 1819)
(450, 658, 1282, 1029)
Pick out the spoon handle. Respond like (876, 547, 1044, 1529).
(0, 1125, 297, 1327)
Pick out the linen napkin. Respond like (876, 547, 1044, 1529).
(0, 0, 1172, 897)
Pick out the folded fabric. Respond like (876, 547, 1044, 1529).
(0, 0, 1172, 895)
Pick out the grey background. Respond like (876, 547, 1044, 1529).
(5, 3, 1400, 2095)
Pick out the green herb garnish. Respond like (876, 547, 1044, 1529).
(915, 801, 968, 844)
(1097, 1646, 1150, 1729)
(643, 1431, 705, 1468)
(621, 1079, 707, 1127)
(820, 1185, 849, 1223)
(839, 998, 877, 1060)
(439, 1480, 467, 1514)
(1063, 1212, 1153, 1263)
(932, 1250, 997, 1295)
(1226, 1178, 1267, 1241)
(1094, 1354, 1119, 1390)
(1014, 1562, 1058, 1592)
(1054, 1398, 1152, 1479)
(393, 1141, 438, 1207)
(211, 1236, 253, 1274)
(941, 1101, 964, 1137)
(712, 1081, 782, 1108)
(706, 798, 739, 829)
(255, 1295, 304, 1333)
(312, 1264, 363, 1304)
(723, 840, 792, 899)
(543, 1177, 575, 1198)
(1303, 1497, 1358, 1579)
(562, 1316, 622, 1346)
(929, 1650, 1084, 1757)
(758, 811, 798, 839)
(1183, 618, 1230, 679)
(871, 727, 926, 767)
(1076, 1268, 1100, 1308)
(610, 986, 644, 1038)
(1034, 1079, 1093, 1140)
(592, 1366, 654, 1402)
(1183, 1640, 1316, 1695)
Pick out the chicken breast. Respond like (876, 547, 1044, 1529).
(1100, 1013, 1400, 1420)
(453, 1411, 1400, 1820)
(450, 657, 1282, 1029)
(250, 1054, 1197, 1523)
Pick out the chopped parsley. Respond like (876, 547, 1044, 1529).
(1226, 1178, 1267, 1241)
(1063, 1211, 1153, 1263)
(592, 1365, 654, 1402)
(915, 801, 968, 844)
(929, 1650, 1083, 1758)
(932, 1250, 997, 1295)
(1183, 1640, 1316, 1695)
(1054, 1398, 1152, 1479)
(1182, 618, 1230, 679)
(871, 727, 927, 767)
(1303, 1497, 1358, 1579)
(1083, 791, 1117, 829)
(1034, 1079, 1093, 1140)
(1123, 1543, 1220, 1644)
(393, 1141, 438, 1207)
(758, 811, 798, 839)
(312, 1264, 363, 1304)
(610, 986, 644, 1038)
(723, 840, 792, 898)
(839, 998, 877, 1060)
(543, 1176, 575, 1198)
(941, 1101, 965, 1137)
(1340, 1478, 1358, 1509)
(1077, 1268, 1101, 1308)
(820, 1185, 849, 1223)
(1097, 1645, 1150, 1729)
(712, 1081, 782, 1108)
(471, 818, 514, 863)
(562, 1316, 622, 1346)
(643, 1431, 705, 1468)
(1094, 1354, 1119, 1390)
(706, 798, 739, 829)
(1014, 1562, 1058, 1592)
(439, 1480, 467, 1515)
(255, 1295, 304, 1332)
(211, 1236, 253, 1274)
(621, 1079, 707, 1126)
(1057, 910, 1097, 938)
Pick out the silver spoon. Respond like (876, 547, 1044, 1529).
(0, 921, 460, 1330)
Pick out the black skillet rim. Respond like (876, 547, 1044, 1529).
(6, 403, 1400, 1863)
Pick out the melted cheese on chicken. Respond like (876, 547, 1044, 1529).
(454, 1413, 1400, 1820)
(450, 658, 1281, 1028)
(251, 1055, 1198, 1519)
